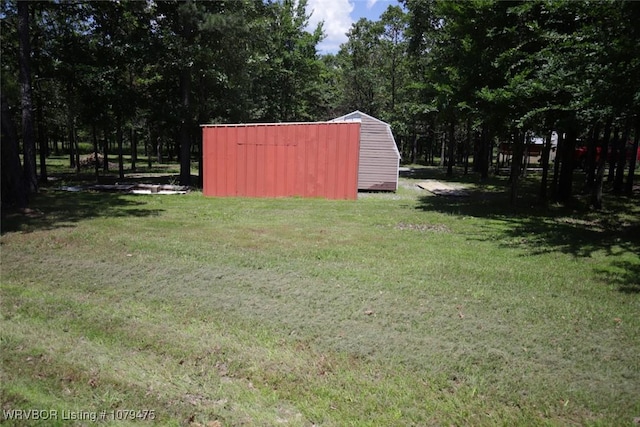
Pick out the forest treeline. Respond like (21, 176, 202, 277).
(1, 0, 638, 209)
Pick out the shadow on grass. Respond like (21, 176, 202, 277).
(409, 166, 640, 292)
(595, 260, 640, 294)
(416, 189, 640, 252)
(47, 172, 200, 188)
(400, 164, 501, 185)
(1, 190, 163, 235)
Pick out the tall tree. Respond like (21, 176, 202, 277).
(337, 18, 385, 116)
(245, 0, 324, 122)
(1, 94, 28, 208)
(403, 0, 639, 205)
(626, 122, 639, 195)
(379, 6, 408, 115)
(18, 0, 37, 193)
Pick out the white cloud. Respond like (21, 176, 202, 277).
(306, 0, 354, 54)
(367, 0, 378, 8)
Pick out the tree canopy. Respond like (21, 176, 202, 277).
(1, 0, 638, 208)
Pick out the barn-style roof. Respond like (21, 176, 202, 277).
(331, 111, 400, 191)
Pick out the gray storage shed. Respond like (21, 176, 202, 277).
(331, 111, 400, 191)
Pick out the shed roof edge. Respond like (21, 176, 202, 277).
(201, 120, 361, 128)
(332, 111, 401, 160)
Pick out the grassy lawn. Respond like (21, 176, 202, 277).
(1, 165, 639, 426)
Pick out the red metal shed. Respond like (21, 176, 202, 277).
(202, 121, 361, 199)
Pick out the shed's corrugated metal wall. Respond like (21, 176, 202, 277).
(202, 122, 360, 199)
(358, 114, 399, 191)
(332, 111, 400, 191)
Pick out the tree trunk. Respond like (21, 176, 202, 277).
(1, 95, 29, 208)
(446, 122, 454, 177)
(61, 125, 66, 153)
(479, 125, 490, 181)
(157, 136, 163, 164)
(92, 123, 100, 182)
(117, 117, 125, 180)
(509, 128, 523, 205)
(472, 130, 480, 174)
(18, 1, 38, 193)
(464, 118, 470, 175)
(197, 131, 203, 188)
(131, 126, 137, 173)
(411, 131, 418, 164)
(607, 126, 619, 183)
(558, 128, 577, 202)
(625, 121, 639, 195)
(551, 131, 563, 199)
(439, 131, 445, 167)
(540, 130, 553, 203)
(103, 128, 110, 172)
(32, 5, 47, 186)
(584, 122, 600, 192)
(613, 119, 631, 193)
(74, 129, 81, 175)
(521, 132, 529, 178)
(147, 126, 153, 169)
(68, 115, 76, 169)
(34, 78, 48, 185)
(591, 118, 612, 209)
(179, 66, 192, 186)
(36, 95, 47, 185)
(53, 132, 59, 156)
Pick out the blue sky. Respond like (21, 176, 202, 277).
(306, 0, 401, 54)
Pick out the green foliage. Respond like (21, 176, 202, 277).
(246, 0, 325, 122)
(403, 0, 640, 133)
(2, 0, 638, 203)
(1, 0, 329, 184)
(397, 0, 640, 203)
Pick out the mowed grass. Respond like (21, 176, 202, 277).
(2, 168, 639, 426)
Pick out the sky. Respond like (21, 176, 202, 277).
(305, 0, 401, 54)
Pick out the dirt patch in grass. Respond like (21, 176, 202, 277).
(395, 222, 451, 232)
